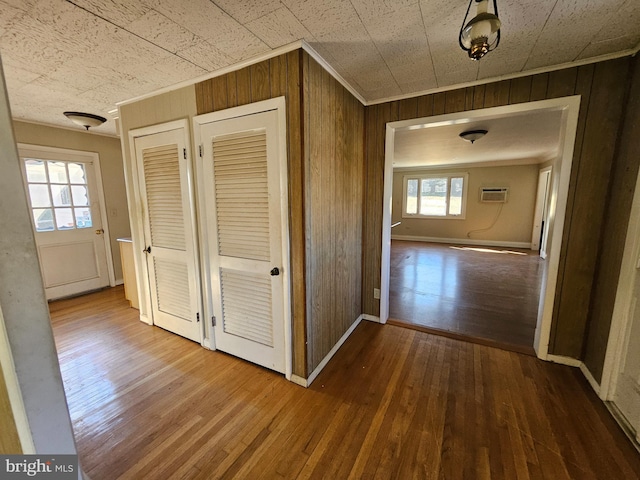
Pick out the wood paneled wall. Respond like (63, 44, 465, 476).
(195, 51, 307, 377)
(584, 55, 640, 382)
(302, 53, 364, 373)
(0, 365, 22, 453)
(195, 50, 364, 376)
(363, 58, 635, 366)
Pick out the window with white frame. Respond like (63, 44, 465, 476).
(23, 159, 93, 232)
(402, 173, 468, 218)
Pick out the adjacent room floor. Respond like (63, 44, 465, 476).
(389, 240, 545, 353)
(49, 287, 640, 479)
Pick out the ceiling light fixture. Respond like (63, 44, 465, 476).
(459, 0, 501, 61)
(459, 129, 488, 143)
(63, 111, 107, 130)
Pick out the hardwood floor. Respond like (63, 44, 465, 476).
(389, 241, 544, 353)
(49, 287, 640, 479)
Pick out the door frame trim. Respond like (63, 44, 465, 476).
(193, 96, 292, 380)
(599, 160, 640, 401)
(378, 96, 581, 360)
(17, 143, 116, 289)
(531, 166, 552, 254)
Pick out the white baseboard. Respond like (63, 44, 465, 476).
(391, 235, 531, 249)
(114, 278, 124, 286)
(139, 313, 152, 325)
(290, 314, 364, 388)
(605, 401, 640, 454)
(545, 354, 582, 367)
(290, 375, 308, 388)
(362, 314, 381, 323)
(580, 362, 601, 395)
(545, 355, 602, 396)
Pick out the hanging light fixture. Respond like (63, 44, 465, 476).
(63, 111, 107, 130)
(459, 0, 501, 61)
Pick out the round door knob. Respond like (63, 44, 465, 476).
(270, 267, 280, 276)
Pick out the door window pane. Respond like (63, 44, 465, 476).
(74, 208, 92, 228)
(68, 163, 86, 184)
(24, 157, 94, 232)
(25, 160, 47, 183)
(47, 161, 68, 183)
(51, 185, 72, 206)
(54, 208, 74, 230)
(406, 179, 418, 214)
(71, 185, 89, 206)
(28, 184, 51, 208)
(33, 209, 54, 232)
(449, 177, 464, 215)
(420, 178, 447, 216)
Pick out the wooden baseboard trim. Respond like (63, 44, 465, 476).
(293, 315, 364, 388)
(386, 319, 536, 356)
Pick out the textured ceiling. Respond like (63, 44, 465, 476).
(393, 108, 563, 169)
(1, 0, 639, 136)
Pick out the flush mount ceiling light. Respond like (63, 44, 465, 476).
(63, 111, 106, 130)
(459, 0, 501, 61)
(459, 129, 488, 143)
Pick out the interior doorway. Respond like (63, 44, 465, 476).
(379, 97, 581, 359)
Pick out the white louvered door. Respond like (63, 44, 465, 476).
(197, 105, 288, 374)
(134, 127, 201, 343)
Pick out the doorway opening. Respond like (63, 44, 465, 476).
(379, 97, 581, 359)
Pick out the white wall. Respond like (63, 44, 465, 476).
(0, 58, 78, 456)
(392, 164, 539, 246)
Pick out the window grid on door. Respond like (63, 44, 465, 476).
(24, 159, 93, 232)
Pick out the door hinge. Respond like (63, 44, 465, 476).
(212, 315, 216, 327)
(183, 148, 187, 160)
(199, 145, 203, 157)
(196, 312, 200, 322)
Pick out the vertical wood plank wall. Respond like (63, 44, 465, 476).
(0, 365, 22, 453)
(584, 55, 640, 382)
(195, 51, 365, 376)
(195, 51, 308, 377)
(301, 53, 364, 373)
(362, 58, 636, 369)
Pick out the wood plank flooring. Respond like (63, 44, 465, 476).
(390, 241, 544, 353)
(49, 287, 640, 479)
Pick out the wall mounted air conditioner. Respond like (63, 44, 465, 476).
(480, 187, 508, 203)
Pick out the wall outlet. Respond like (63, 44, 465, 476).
(373, 288, 380, 299)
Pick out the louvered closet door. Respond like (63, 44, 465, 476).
(198, 108, 286, 373)
(134, 128, 201, 343)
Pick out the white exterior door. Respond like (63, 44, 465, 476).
(133, 126, 201, 343)
(612, 265, 640, 442)
(195, 99, 289, 374)
(19, 145, 111, 300)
